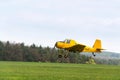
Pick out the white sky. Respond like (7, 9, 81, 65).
(0, 0, 120, 53)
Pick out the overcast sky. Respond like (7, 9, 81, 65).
(0, 0, 120, 53)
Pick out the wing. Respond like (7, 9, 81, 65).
(65, 44, 86, 52)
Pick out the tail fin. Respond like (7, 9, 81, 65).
(93, 39, 101, 49)
(93, 39, 104, 52)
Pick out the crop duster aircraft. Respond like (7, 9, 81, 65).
(55, 39, 104, 58)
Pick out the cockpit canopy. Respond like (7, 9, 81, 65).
(63, 39, 71, 43)
(62, 39, 77, 44)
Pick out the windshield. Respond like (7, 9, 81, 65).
(64, 39, 70, 43)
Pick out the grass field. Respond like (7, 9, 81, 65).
(0, 61, 120, 80)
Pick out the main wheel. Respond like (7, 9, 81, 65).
(58, 55, 62, 58)
(64, 55, 68, 58)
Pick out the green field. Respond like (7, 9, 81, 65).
(0, 61, 120, 80)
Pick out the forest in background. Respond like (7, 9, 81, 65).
(0, 41, 120, 65)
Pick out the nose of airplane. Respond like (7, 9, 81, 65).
(55, 42, 58, 47)
(55, 41, 63, 48)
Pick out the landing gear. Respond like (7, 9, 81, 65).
(92, 52, 96, 57)
(58, 55, 62, 58)
(58, 50, 69, 58)
(58, 54, 68, 58)
(64, 54, 68, 58)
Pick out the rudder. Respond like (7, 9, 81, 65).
(93, 39, 101, 49)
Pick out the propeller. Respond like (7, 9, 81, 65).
(53, 42, 57, 50)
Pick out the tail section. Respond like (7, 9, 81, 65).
(93, 39, 104, 52)
(93, 39, 101, 49)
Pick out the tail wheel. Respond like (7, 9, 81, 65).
(92, 52, 96, 56)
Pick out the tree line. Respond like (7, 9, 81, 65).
(0, 41, 120, 65)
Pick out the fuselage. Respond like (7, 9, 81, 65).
(55, 39, 101, 53)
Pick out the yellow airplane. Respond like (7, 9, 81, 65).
(55, 39, 104, 58)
